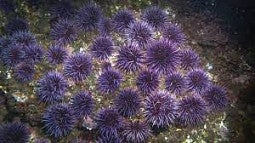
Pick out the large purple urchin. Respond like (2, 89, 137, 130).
(98, 18, 113, 36)
(43, 104, 76, 138)
(50, 19, 78, 46)
(122, 120, 151, 143)
(136, 70, 159, 94)
(144, 92, 177, 128)
(97, 69, 122, 94)
(186, 69, 210, 94)
(165, 72, 186, 95)
(63, 53, 92, 83)
(4, 18, 29, 35)
(10, 31, 37, 47)
(0, 122, 30, 143)
(1, 44, 25, 67)
(24, 44, 44, 64)
(95, 108, 123, 137)
(112, 9, 135, 33)
(13, 62, 35, 83)
(90, 36, 114, 60)
(176, 95, 208, 127)
(114, 89, 142, 117)
(162, 23, 186, 44)
(75, 3, 102, 32)
(179, 49, 200, 70)
(146, 40, 180, 74)
(46, 44, 68, 65)
(202, 85, 228, 112)
(126, 21, 153, 47)
(36, 71, 68, 104)
(115, 45, 144, 73)
(71, 91, 95, 118)
(142, 6, 168, 30)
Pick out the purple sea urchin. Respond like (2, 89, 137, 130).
(96, 134, 122, 143)
(0, 122, 30, 143)
(71, 91, 95, 118)
(112, 9, 135, 33)
(146, 40, 180, 74)
(0, 0, 16, 13)
(179, 49, 200, 70)
(46, 44, 68, 65)
(4, 18, 29, 35)
(142, 6, 168, 30)
(115, 45, 144, 73)
(186, 69, 210, 94)
(114, 89, 142, 117)
(43, 104, 76, 138)
(144, 92, 177, 128)
(49, 0, 74, 19)
(122, 120, 151, 143)
(90, 36, 114, 60)
(95, 108, 123, 137)
(13, 62, 35, 83)
(136, 70, 159, 94)
(1, 44, 24, 67)
(162, 23, 186, 44)
(176, 95, 207, 127)
(202, 85, 228, 112)
(50, 19, 78, 45)
(63, 53, 92, 83)
(165, 72, 186, 95)
(36, 71, 68, 104)
(97, 69, 122, 94)
(24, 44, 44, 64)
(11, 31, 37, 47)
(98, 18, 113, 36)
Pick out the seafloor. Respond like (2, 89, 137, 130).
(0, 0, 255, 143)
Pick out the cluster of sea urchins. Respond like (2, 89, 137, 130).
(0, 1, 228, 143)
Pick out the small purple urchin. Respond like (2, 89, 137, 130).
(0, 0, 16, 14)
(36, 71, 68, 104)
(4, 18, 29, 35)
(186, 69, 210, 94)
(114, 89, 142, 117)
(144, 92, 177, 128)
(176, 95, 207, 127)
(115, 45, 144, 73)
(43, 104, 76, 138)
(11, 31, 37, 47)
(146, 40, 180, 74)
(122, 120, 151, 143)
(50, 19, 78, 46)
(1, 44, 25, 67)
(46, 44, 68, 65)
(63, 53, 92, 83)
(96, 134, 122, 143)
(162, 23, 186, 44)
(95, 108, 123, 137)
(136, 70, 159, 94)
(75, 3, 102, 32)
(98, 18, 113, 36)
(97, 69, 122, 94)
(165, 72, 186, 95)
(49, 0, 74, 19)
(142, 6, 168, 30)
(126, 21, 153, 47)
(24, 44, 44, 64)
(202, 85, 228, 112)
(112, 9, 135, 33)
(179, 49, 200, 70)
(71, 91, 95, 118)
(13, 62, 35, 83)
(90, 36, 114, 60)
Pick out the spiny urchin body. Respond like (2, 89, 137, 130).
(98, 18, 113, 36)
(96, 134, 122, 143)
(114, 89, 142, 117)
(1, 44, 25, 67)
(49, 0, 74, 19)
(136, 70, 159, 94)
(36, 71, 68, 104)
(126, 21, 153, 47)
(71, 91, 95, 118)
(144, 92, 177, 128)
(50, 19, 78, 45)
(115, 45, 144, 73)
(4, 18, 29, 35)
(122, 120, 151, 143)
(176, 95, 207, 127)
(165, 72, 186, 95)
(146, 40, 180, 74)
(24, 44, 44, 64)
(202, 85, 228, 112)
(97, 69, 122, 94)
(13, 62, 35, 83)
(186, 69, 210, 94)
(0, 122, 30, 143)
(64, 53, 92, 83)
(112, 9, 135, 33)
(142, 6, 168, 30)
(0, 0, 16, 13)
(43, 104, 76, 138)
(179, 49, 200, 70)
(95, 108, 123, 137)
(46, 44, 68, 65)
(10, 31, 37, 47)
(162, 23, 186, 44)
(90, 36, 114, 60)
